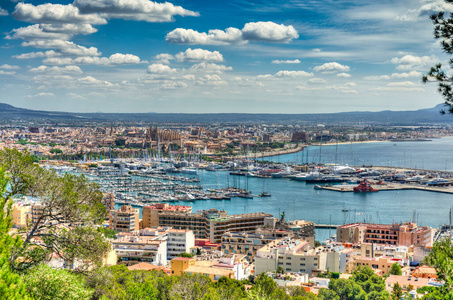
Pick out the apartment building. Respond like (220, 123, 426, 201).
(142, 203, 191, 228)
(352, 256, 410, 274)
(109, 205, 139, 233)
(112, 228, 168, 265)
(337, 222, 432, 247)
(221, 229, 293, 261)
(254, 237, 349, 276)
(157, 208, 272, 243)
(12, 204, 31, 229)
(167, 229, 195, 259)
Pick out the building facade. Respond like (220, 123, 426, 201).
(109, 205, 139, 233)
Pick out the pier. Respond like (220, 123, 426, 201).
(315, 224, 340, 229)
(319, 183, 453, 194)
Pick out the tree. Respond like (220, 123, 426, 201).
(0, 168, 30, 299)
(0, 149, 110, 271)
(389, 263, 402, 276)
(423, 1, 453, 114)
(392, 282, 402, 300)
(423, 238, 453, 297)
(23, 264, 93, 300)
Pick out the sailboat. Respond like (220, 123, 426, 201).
(260, 182, 271, 197)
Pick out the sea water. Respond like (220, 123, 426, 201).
(116, 137, 453, 241)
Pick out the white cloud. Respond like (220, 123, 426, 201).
(39, 23, 98, 35)
(166, 28, 244, 45)
(30, 65, 83, 74)
(74, 0, 199, 23)
(166, 21, 298, 45)
(160, 81, 188, 89)
(242, 22, 299, 43)
(26, 92, 55, 98)
(387, 81, 416, 87)
(363, 75, 391, 80)
(175, 48, 224, 62)
(308, 78, 326, 84)
(189, 63, 232, 73)
(22, 40, 102, 57)
(12, 3, 107, 25)
(197, 74, 227, 86)
(44, 53, 142, 65)
(272, 59, 301, 64)
(155, 53, 174, 64)
(147, 63, 177, 74)
(0, 64, 20, 70)
(390, 71, 422, 78)
(7, 24, 71, 41)
(337, 73, 351, 78)
(312, 48, 321, 52)
(13, 50, 61, 59)
(390, 55, 438, 71)
(0, 7, 8, 16)
(67, 92, 87, 99)
(314, 62, 350, 73)
(78, 76, 115, 87)
(397, 1, 453, 21)
(274, 70, 313, 78)
(0, 70, 16, 75)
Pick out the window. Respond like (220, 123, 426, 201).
(300, 264, 305, 266)
(286, 263, 291, 265)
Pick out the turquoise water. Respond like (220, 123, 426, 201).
(267, 136, 453, 171)
(116, 137, 453, 241)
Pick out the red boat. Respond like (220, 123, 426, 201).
(353, 179, 379, 192)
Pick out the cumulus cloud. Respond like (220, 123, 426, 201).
(314, 62, 350, 73)
(197, 74, 227, 86)
(274, 70, 313, 78)
(21, 40, 102, 57)
(13, 50, 61, 59)
(390, 55, 438, 71)
(7, 24, 71, 41)
(155, 53, 174, 64)
(390, 71, 422, 78)
(26, 92, 55, 98)
(189, 63, 232, 73)
(43, 53, 141, 65)
(147, 63, 177, 74)
(175, 48, 224, 62)
(387, 81, 416, 87)
(166, 28, 243, 45)
(308, 78, 326, 84)
(337, 73, 351, 78)
(397, 0, 453, 21)
(297, 84, 357, 94)
(0, 70, 16, 75)
(242, 22, 299, 43)
(160, 81, 188, 89)
(0, 7, 8, 16)
(0, 64, 20, 70)
(12, 3, 107, 25)
(30, 65, 83, 74)
(166, 21, 299, 45)
(78, 76, 115, 87)
(272, 59, 301, 64)
(74, 0, 199, 22)
(363, 75, 391, 80)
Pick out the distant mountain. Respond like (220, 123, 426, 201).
(0, 103, 451, 125)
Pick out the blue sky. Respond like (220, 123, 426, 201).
(0, 0, 449, 113)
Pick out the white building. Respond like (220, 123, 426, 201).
(254, 237, 349, 276)
(167, 229, 195, 259)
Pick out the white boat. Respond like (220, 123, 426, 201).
(181, 167, 197, 175)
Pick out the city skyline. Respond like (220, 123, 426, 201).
(0, 0, 449, 113)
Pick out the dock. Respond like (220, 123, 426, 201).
(319, 183, 453, 194)
(315, 224, 340, 229)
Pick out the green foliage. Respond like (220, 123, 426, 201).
(392, 282, 402, 300)
(389, 263, 402, 276)
(0, 149, 109, 272)
(49, 148, 63, 154)
(423, 238, 453, 298)
(327, 278, 367, 300)
(423, 4, 453, 114)
(178, 252, 194, 258)
(16, 139, 28, 145)
(0, 168, 30, 299)
(24, 264, 93, 300)
(351, 266, 387, 295)
(97, 227, 117, 239)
